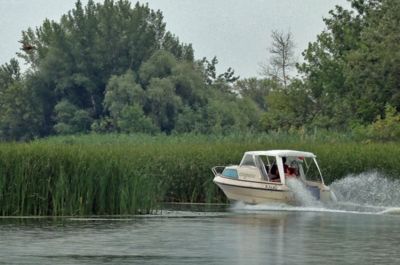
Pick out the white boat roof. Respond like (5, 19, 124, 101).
(244, 150, 316, 158)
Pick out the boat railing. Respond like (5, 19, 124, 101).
(211, 166, 225, 176)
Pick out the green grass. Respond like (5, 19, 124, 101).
(0, 133, 399, 216)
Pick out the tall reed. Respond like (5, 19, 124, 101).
(0, 133, 399, 215)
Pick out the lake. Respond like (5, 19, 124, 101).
(1, 203, 400, 265)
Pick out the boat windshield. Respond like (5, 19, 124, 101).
(250, 154, 323, 183)
(258, 155, 280, 182)
(302, 157, 323, 182)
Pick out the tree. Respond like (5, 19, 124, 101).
(171, 61, 207, 107)
(260, 80, 313, 131)
(0, 82, 44, 140)
(0, 59, 44, 140)
(368, 105, 400, 140)
(174, 106, 203, 133)
(233, 78, 279, 110)
(16, 0, 194, 136)
(0, 58, 21, 87)
(53, 100, 92, 134)
(145, 78, 182, 133)
(297, 3, 365, 128)
(138, 50, 177, 86)
(1, 0, 262, 138)
(345, 0, 400, 121)
(162, 32, 194, 61)
(298, 0, 400, 128)
(117, 104, 158, 134)
(103, 70, 157, 133)
(261, 30, 296, 89)
(104, 71, 145, 121)
(199, 56, 239, 87)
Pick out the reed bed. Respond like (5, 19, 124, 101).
(0, 133, 399, 216)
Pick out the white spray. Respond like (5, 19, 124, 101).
(330, 171, 400, 207)
(232, 171, 400, 214)
(285, 178, 322, 207)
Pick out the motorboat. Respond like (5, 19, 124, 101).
(212, 150, 333, 204)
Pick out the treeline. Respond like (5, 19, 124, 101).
(1, 0, 400, 141)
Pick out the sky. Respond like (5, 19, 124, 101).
(0, 0, 350, 78)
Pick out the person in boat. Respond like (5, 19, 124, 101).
(283, 157, 297, 177)
(282, 157, 289, 173)
(269, 157, 297, 181)
(269, 164, 280, 182)
(269, 157, 289, 181)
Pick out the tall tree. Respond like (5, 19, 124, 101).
(15, 0, 195, 137)
(0, 0, 258, 139)
(0, 59, 44, 140)
(298, 0, 400, 127)
(261, 30, 296, 89)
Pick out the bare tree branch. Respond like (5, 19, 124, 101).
(261, 30, 296, 89)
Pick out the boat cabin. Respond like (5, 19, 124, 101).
(222, 150, 325, 185)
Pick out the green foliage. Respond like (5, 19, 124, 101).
(0, 60, 44, 140)
(0, 58, 20, 86)
(352, 105, 400, 141)
(118, 104, 158, 134)
(0, 142, 163, 215)
(103, 70, 147, 131)
(10, 0, 199, 139)
(3, 0, 253, 139)
(146, 78, 182, 133)
(161, 32, 194, 61)
(260, 81, 313, 131)
(370, 105, 400, 139)
(174, 107, 203, 133)
(139, 50, 177, 86)
(171, 61, 207, 107)
(90, 117, 115, 133)
(3, 0, 399, 140)
(234, 78, 277, 110)
(1, 133, 400, 215)
(0, 82, 44, 141)
(104, 71, 143, 116)
(199, 56, 239, 86)
(298, 0, 400, 128)
(202, 95, 261, 134)
(54, 100, 92, 134)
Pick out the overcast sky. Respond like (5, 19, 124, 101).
(0, 0, 350, 78)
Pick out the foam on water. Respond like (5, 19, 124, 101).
(285, 178, 322, 207)
(231, 202, 377, 215)
(232, 171, 400, 215)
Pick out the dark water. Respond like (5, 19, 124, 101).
(1, 204, 400, 265)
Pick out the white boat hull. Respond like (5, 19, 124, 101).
(213, 175, 295, 204)
(213, 175, 332, 205)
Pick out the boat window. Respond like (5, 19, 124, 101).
(222, 168, 239, 179)
(267, 156, 280, 182)
(256, 156, 268, 180)
(303, 157, 321, 182)
(240, 154, 256, 167)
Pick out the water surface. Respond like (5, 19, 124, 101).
(1, 204, 400, 265)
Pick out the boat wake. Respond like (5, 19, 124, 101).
(330, 171, 400, 207)
(232, 171, 400, 215)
